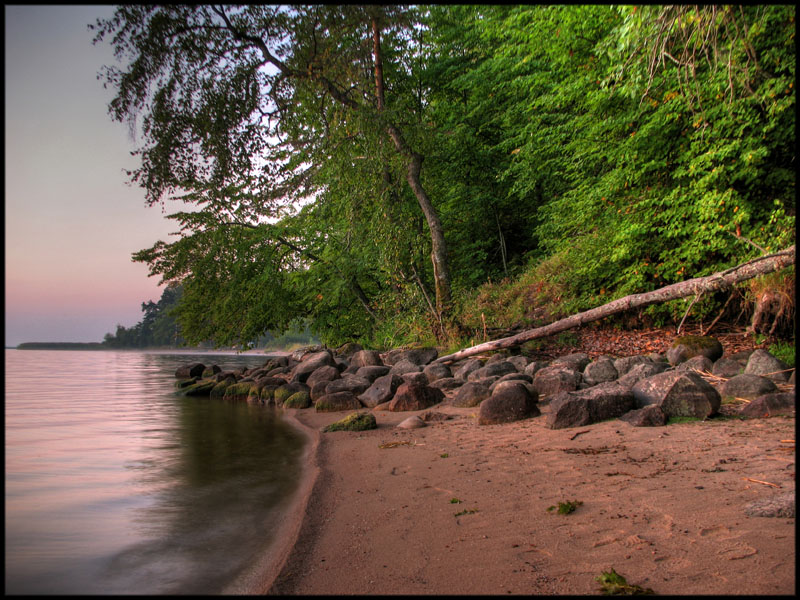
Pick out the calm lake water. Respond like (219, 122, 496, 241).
(5, 349, 306, 595)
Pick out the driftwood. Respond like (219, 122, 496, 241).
(434, 245, 795, 364)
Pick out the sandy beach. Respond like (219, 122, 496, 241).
(258, 397, 795, 596)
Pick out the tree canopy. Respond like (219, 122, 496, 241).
(93, 5, 795, 349)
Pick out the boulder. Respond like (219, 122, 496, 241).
(632, 370, 721, 419)
(720, 373, 778, 401)
(175, 362, 206, 379)
(274, 382, 310, 405)
(666, 335, 723, 366)
(181, 379, 217, 396)
(423, 362, 452, 384)
(546, 382, 635, 429)
(582, 358, 619, 386)
(738, 392, 796, 418)
(478, 382, 539, 425)
(223, 382, 257, 402)
(310, 380, 331, 402)
(388, 382, 445, 412)
(428, 377, 462, 391)
(728, 350, 754, 367)
(744, 492, 795, 518)
(467, 361, 518, 382)
(324, 411, 377, 432)
(355, 365, 391, 383)
(619, 404, 667, 427)
(506, 355, 530, 372)
(397, 415, 427, 429)
(676, 355, 714, 373)
(350, 349, 384, 368)
(262, 356, 289, 371)
(613, 355, 652, 377)
(489, 373, 533, 391)
(382, 347, 438, 366)
(523, 360, 547, 378)
(551, 352, 591, 373)
(533, 365, 581, 398)
(744, 349, 791, 383)
(259, 384, 280, 405)
(202, 364, 222, 378)
(291, 350, 336, 383)
(616, 361, 670, 390)
(389, 359, 423, 377)
(451, 381, 491, 408)
(453, 358, 484, 381)
(358, 374, 402, 408)
(210, 380, 233, 399)
(712, 357, 744, 378)
(334, 342, 363, 358)
(401, 371, 429, 386)
(283, 391, 312, 409)
(325, 376, 372, 396)
(306, 365, 341, 388)
(175, 377, 199, 390)
(315, 391, 363, 412)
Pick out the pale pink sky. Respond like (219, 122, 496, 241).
(5, 5, 181, 346)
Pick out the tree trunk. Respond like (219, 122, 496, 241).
(372, 17, 453, 317)
(434, 245, 796, 364)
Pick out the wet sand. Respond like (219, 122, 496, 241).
(257, 400, 794, 595)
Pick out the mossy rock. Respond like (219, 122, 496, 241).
(668, 335, 723, 365)
(202, 365, 222, 378)
(175, 377, 199, 390)
(274, 383, 308, 404)
(181, 379, 218, 396)
(324, 411, 378, 432)
(210, 380, 233, 399)
(283, 391, 312, 409)
(260, 384, 279, 403)
(223, 382, 255, 401)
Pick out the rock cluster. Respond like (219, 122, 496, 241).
(173, 336, 795, 429)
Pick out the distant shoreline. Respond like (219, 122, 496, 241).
(11, 342, 288, 356)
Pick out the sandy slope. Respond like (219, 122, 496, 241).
(261, 399, 794, 596)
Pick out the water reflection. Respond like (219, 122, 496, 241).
(5, 351, 305, 595)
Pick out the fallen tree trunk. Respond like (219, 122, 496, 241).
(434, 245, 795, 364)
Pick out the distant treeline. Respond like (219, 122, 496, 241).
(16, 342, 106, 350)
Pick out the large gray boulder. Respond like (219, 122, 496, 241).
(355, 365, 391, 383)
(428, 377, 462, 391)
(478, 381, 539, 425)
(388, 382, 445, 411)
(453, 358, 484, 381)
(738, 392, 796, 418)
(423, 362, 452, 384)
(382, 347, 438, 367)
(744, 349, 791, 382)
(350, 349, 384, 368)
(291, 350, 336, 383)
(315, 391, 363, 412)
(613, 355, 652, 377)
(524, 360, 547, 378)
(325, 376, 372, 396)
(676, 354, 714, 373)
(551, 352, 591, 373)
(616, 361, 670, 389)
(582, 358, 619, 386)
(306, 365, 341, 389)
(451, 381, 491, 408)
(506, 355, 530, 372)
(720, 374, 778, 401)
(358, 373, 402, 408)
(632, 370, 721, 419)
(467, 361, 518, 382)
(389, 358, 423, 377)
(176, 362, 206, 379)
(712, 357, 744, 378)
(619, 404, 667, 427)
(533, 365, 581, 398)
(666, 335, 723, 366)
(546, 382, 635, 429)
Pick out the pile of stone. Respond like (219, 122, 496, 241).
(173, 335, 795, 429)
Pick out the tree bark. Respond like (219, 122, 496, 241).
(434, 245, 795, 364)
(372, 16, 453, 317)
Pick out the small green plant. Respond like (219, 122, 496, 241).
(768, 340, 795, 367)
(440, 453, 449, 458)
(450, 498, 462, 504)
(546, 500, 583, 515)
(454, 508, 479, 517)
(596, 568, 654, 595)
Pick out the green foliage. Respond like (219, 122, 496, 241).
(95, 5, 794, 349)
(596, 568, 655, 596)
(768, 341, 795, 367)
(546, 500, 583, 515)
(103, 283, 183, 348)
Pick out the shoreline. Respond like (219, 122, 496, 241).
(223, 409, 322, 595)
(256, 401, 794, 595)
